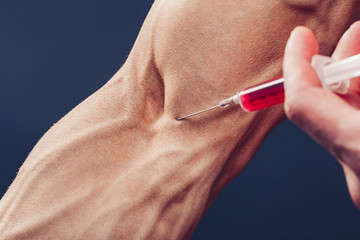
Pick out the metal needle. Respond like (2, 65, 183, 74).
(176, 105, 220, 121)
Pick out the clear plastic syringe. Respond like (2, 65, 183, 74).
(176, 54, 360, 120)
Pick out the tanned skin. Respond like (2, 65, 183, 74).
(1, 0, 359, 239)
(284, 23, 360, 209)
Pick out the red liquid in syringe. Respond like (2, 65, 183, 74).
(239, 76, 285, 111)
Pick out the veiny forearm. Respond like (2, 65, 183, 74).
(1, 0, 360, 239)
(0, 79, 262, 239)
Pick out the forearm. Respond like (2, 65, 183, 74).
(0, 66, 279, 239)
(1, 0, 360, 239)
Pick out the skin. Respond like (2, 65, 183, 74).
(284, 21, 360, 209)
(0, 0, 359, 239)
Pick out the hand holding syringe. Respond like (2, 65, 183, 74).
(177, 53, 360, 120)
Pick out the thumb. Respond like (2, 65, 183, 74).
(283, 26, 320, 114)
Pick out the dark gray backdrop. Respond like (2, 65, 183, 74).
(1, 1, 359, 239)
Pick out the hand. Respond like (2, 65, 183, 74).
(284, 21, 360, 208)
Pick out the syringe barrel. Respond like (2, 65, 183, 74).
(235, 53, 360, 112)
(323, 53, 360, 85)
(239, 76, 285, 111)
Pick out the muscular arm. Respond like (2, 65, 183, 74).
(1, 0, 359, 239)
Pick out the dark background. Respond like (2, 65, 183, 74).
(1, 1, 359, 239)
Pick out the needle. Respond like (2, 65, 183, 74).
(176, 53, 360, 121)
(176, 105, 220, 121)
(176, 95, 238, 121)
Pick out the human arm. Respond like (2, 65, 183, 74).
(1, 0, 360, 239)
(284, 21, 360, 209)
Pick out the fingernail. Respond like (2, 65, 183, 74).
(290, 26, 302, 38)
(350, 21, 360, 29)
(345, 21, 360, 36)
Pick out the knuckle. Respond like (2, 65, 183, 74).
(284, 94, 302, 122)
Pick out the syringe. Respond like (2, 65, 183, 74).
(176, 54, 360, 121)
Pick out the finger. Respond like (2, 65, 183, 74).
(332, 21, 360, 61)
(283, 26, 320, 97)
